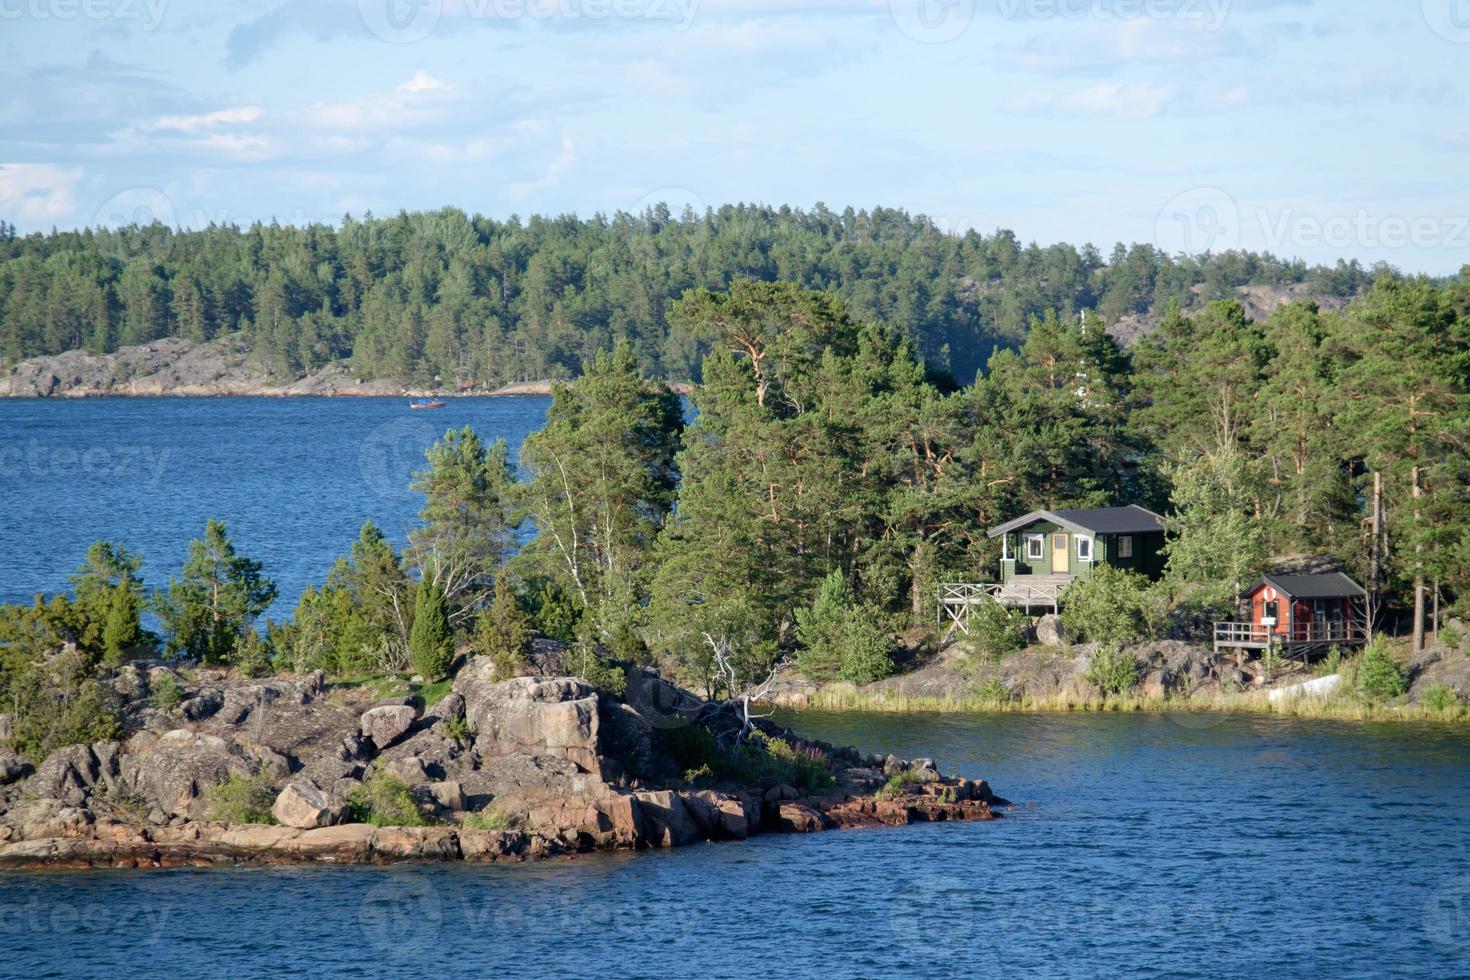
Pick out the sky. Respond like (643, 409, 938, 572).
(1, 0, 1467, 273)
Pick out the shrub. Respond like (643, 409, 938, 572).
(975, 678, 1013, 707)
(440, 714, 470, 744)
(523, 577, 583, 646)
(347, 773, 426, 827)
(151, 672, 186, 711)
(1062, 566, 1161, 647)
(1259, 643, 1285, 683)
(7, 652, 123, 762)
(1420, 683, 1457, 713)
(795, 571, 895, 684)
(967, 601, 1026, 664)
(568, 634, 628, 697)
(1355, 639, 1407, 704)
(234, 628, 275, 678)
(1084, 644, 1140, 696)
(206, 773, 277, 824)
(876, 770, 928, 800)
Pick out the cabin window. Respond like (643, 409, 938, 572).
(1117, 535, 1133, 559)
(1077, 536, 1093, 562)
(1025, 535, 1044, 560)
(1263, 600, 1279, 624)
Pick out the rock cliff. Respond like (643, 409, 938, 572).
(0, 660, 1006, 870)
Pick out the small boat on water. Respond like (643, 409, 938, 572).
(409, 399, 446, 410)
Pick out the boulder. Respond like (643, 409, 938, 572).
(1140, 669, 1181, 700)
(425, 781, 465, 813)
(453, 669, 602, 774)
(0, 799, 95, 841)
(690, 791, 755, 840)
(111, 664, 147, 701)
(180, 691, 223, 721)
(0, 752, 33, 786)
(271, 783, 349, 830)
(119, 730, 255, 819)
(433, 693, 466, 724)
(28, 745, 101, 806)
(632, 790, 699, 848)
(1035, 614, 1067, 648)
(383, 756, 430, 785)
(459, 829, 528, 862)
(771, 801, 826, 834)
(359, 705, 417, 751)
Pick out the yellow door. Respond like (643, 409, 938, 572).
(1051, 533, 1069, 574)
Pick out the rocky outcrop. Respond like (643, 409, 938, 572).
(0, 334, 576, 399)
(0, 660, 1008, 870)
(119, 731, 256, 819)
(454, 671, 603, 775)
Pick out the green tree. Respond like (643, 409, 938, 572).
(408, 576, 453, 679)
(477, 576, 533, 679)
(1161, 445, 1267, 616)
(408, 427, 519, 627)
(157, 520, 278, 666)
(517, 341, 682, 641)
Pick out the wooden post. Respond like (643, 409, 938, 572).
(1369, 470, 1382, 619)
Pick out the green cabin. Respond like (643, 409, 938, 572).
(987, 506, 1168, 584)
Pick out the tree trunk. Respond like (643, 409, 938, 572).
(1412, 465, 1425, 655)
(1369, 471, 1382, 616)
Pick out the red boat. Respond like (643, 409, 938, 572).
(409, 399, 446, 410)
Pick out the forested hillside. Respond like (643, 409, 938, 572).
(0, 205, 1384, 386)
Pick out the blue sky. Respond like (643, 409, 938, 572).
(1, 0, 1467, 273)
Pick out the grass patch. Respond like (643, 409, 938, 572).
(205, 773, 277, 825)
(415, 678, 454, 709)
(462, 809, 513, 832)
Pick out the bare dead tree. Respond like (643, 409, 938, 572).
(703, 632, 786, 746)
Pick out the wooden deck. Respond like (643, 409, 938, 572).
(1213, 620, 1369, 654)
(939, 575, 1072, 636)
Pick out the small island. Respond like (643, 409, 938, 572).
(0, 655, 1004, 870)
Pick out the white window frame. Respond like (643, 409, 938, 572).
(1077, 536, 1094, 563)
(1002, 534, 1011, 561)
(1117, 535, 1133, 559)
(1025, 534, 1044, 561)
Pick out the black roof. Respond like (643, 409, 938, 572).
(1247, 573, 1366, 599)
(988, 505, 1166, 538)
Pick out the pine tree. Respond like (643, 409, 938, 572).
(157, 520, 277, 666)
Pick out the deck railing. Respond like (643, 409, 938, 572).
(1214, 620, 1370, 648)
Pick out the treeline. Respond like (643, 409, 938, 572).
(4, 276, 1468, 751)
(0, 206, 1384, 386)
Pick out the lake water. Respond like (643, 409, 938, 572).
(3, 711, 1469, 978)
(3, 400, 1469, 977)
(0, 397, 552, 612)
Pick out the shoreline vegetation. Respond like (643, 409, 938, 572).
(4, 274, 1470, 867)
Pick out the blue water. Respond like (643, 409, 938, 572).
(0, 397, 550, 612)
(3, 401, 1470, 977)
(4, 712, 1469, 979)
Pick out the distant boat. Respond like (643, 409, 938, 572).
(409, 399, 446, 410)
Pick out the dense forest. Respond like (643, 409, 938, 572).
(0, 205, 1388, 386)
(5, 274, 1467, 749)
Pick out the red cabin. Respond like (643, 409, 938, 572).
(1215, 573, 1369, 654)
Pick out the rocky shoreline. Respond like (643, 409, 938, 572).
(0, 336, 691, 399)
(0, 658, 1005, 871)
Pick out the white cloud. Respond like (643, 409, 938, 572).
(0, 163, 82, 224)
(151, 105, 266, 133)
(509, 135, 577, 199)
(1013, 82, 1174, 118)
(296, 71, 461, 132)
